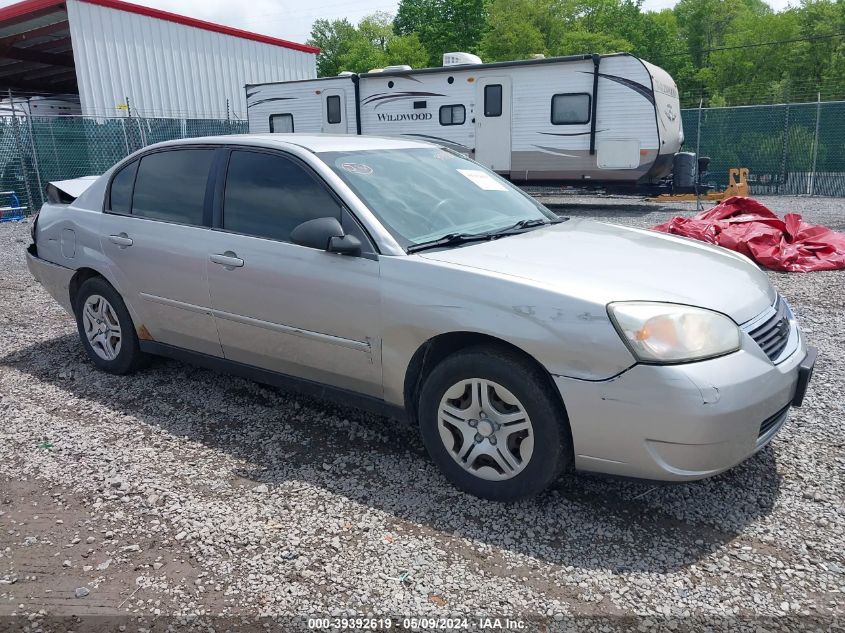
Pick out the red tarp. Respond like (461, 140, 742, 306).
(651, 196, 845, 272)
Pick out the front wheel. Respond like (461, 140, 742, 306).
(418, 346, 572, 501)
(74, 277, 146, 375)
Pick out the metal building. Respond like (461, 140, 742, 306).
(0, 0, 319, 118)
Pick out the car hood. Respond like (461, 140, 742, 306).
(418, 219, 776, 325)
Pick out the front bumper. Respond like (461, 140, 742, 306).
(26, 244, 75, 315)
(555, 326, 815, 481)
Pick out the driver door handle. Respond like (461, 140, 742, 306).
(108, 233, 133, 247)
(209, 252, 244, 268)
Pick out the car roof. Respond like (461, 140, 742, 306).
(145, 134, 434, 153)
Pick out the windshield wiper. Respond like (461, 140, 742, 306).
(407, 232, 494, 254)
(406, 217, 566, 254)
(491, 217, 565, 236)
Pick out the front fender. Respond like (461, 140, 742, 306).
(379, 256, 635, 407)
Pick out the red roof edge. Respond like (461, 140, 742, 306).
(0, 0, 321, 54)
(0, 0, 65, 23)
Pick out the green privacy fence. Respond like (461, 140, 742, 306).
(681, 100, 845, 197)
(2, 101, 845, 218)
(0, 115, 247, 218)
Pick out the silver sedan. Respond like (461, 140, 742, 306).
(26, 134, 816, 500)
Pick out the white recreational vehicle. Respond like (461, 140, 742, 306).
(0, 94, 82, 117)
(246, 52, 685, 187)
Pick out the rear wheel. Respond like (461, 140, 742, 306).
(74, 277, 145, 374)
(418, 345, 571, 501)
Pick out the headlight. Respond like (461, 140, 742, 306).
(608, 302, 740, 363)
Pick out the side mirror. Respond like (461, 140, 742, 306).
(328, 234, 362, 256)
(290, 217, 361, 256)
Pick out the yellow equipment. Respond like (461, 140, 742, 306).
(648, 168, 749, 202)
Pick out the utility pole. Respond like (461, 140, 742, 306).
(808, 92, 821, 196)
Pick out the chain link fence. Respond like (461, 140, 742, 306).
(681, 100, 845, 197)
(1, 114, 247, 219)
(1, 101, 844, 219)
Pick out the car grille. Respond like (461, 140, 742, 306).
(758, 405, 789, 438)
(748, 297, 790, 361)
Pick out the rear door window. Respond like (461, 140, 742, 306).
(109, 160, 138, 214)
(131, 149, 214, 225)
(222, 150, 342, 243)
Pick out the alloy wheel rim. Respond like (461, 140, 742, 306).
(82, 294, 122, 361)
(437, 378, 534, 481)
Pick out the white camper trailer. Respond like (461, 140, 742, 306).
(0, 94, 82, 117)
(246, 53, 684, 187)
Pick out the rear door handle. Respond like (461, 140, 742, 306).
(209, 252, 244, 268)
(108, 233, 133, 247)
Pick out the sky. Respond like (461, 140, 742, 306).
(0, 0, 793, 47)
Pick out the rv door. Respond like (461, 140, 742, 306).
(321, 89, 348, 134)
(475, 77, 512, 173)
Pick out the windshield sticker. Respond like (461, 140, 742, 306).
(340, 162, 373, 175)
(456, 169, 508, 191)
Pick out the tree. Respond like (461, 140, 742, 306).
(551, 30, 633, 56)
(480, 0, 646, 61)
(307, 0, 845, 103)
(395, 0, 487, 66)
(479, 0, 557, 61)
(625, 10, 693, 88)
(708, 9, 801, 104)
(338, 37, 388, 72)
(307, 18, 357, 77)
(479, 0, 547, 60)
(790, 0, 845, 99)
(357, 12, 395, 51)
(329, 12, 431, 73)
(386, 33, 430, 68)
(569, 0, 643, 36)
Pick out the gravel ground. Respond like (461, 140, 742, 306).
(0, 195, 843, 632)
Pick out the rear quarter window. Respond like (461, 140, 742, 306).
(109, 160, 138, 213)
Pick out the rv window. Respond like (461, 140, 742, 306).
(439, 104, 466, 126)
(551, 93, 591, 125)
(269, 113, 294, 133)
(484, 84, 502, 117)
(326, 96, 342, 124)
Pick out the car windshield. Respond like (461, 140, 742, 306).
(318, 147, 558, 248)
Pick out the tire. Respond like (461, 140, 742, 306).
(74, 276, 146, 375)
(418, 345, 572, 501)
